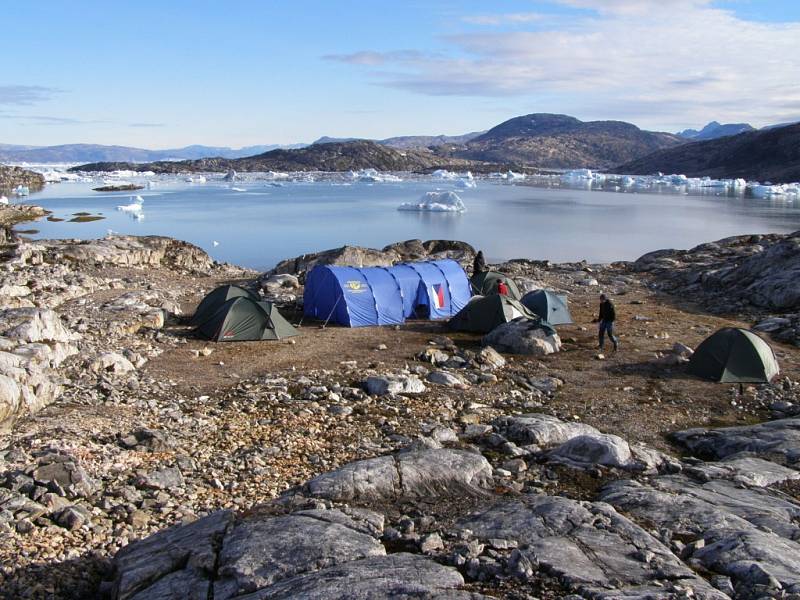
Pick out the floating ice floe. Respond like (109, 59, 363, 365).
(266, 171, 289, 180)
(231, 187, 247, 192)
(37, 169, 82, 183)
(212, 241, 220, 247)
(431, 169, 460, 180)
(13, 185, 29, 196)
(505, 170, 526, 181)
(117, 195, 144, 214)
(456, 178, 477, 189)
(185, 175, 207, 183)
(398, 191, 466, 213)
(0, 195, 8, 205)
(352, 168, 403, 183)
(749, 183, 796, 198)
(223, 169, 237, 182)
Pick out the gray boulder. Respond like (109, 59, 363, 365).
(549, 433, 637, 469)
(306, 448, 492, 502)
(30, 453, 95, 498)
(493, 413, 599, 447)
(482, 319, 561, 355)
(364, 374, 426, 396)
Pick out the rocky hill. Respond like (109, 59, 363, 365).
(617, 123, 800, 183)
(446, 113, 684, 169)
(71, 140, 477, 173)
(0, 165, 45, 194)
(313, 132, 484, 150)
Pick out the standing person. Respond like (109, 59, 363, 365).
(596, 293, 619, 352)
(497, 280, 509, 296)
(473, 250, 486, 274)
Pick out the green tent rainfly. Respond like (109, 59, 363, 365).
(520, 290, 573, 325)
(470, 271, 522, 300)
(687, 327, 780, 383)
(448, 295, 550, 334)
(191, 284, 260, 327)
(195, 296, 298, 342)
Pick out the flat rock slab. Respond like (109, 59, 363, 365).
(600, 475, 800, 591)
(305, 448, 493, 503)
(672, 418, 800, 467)
(112, 509, 234, 600)
(460, 494, 726, 599)
(493, 413, 599, 447)
(111, 509, 477, 600)
(686, 455, 800, 487)
(214, 510, 385, 598)
(232, 553, 482, 600)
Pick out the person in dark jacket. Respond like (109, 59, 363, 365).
(596, 293, 618, 352)
(473, 250, 486, 274)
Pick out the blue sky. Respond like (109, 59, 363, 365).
(2, 0, 799, 148)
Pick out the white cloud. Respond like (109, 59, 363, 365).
(556, 0, 714, 15)
(328, 3, 800, 128)
(0, 85, 61, 106)
(461, 12, 545, 26)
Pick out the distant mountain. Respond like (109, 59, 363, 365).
(677, 121, 755, 141)
(0, 142, 306, 164)
(70, 140, 478, 174)
(446, 113, 684, 169)
(312, 132, 484, 150)
(617, 123, 800, 183)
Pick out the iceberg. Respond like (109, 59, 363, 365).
(431, 169, 459, 180)
(117, 195, 144, 213)
(185, 175, 207, 183)
(353, 168, 402, 183)
(456, 178, 477, 189)
(505, 170, 526, 181)
(223, 169, 237, 182)
(13, 185, 30, 196)
(398, 191, 466, 213)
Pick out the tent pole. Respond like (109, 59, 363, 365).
(322, 294, 343, 328)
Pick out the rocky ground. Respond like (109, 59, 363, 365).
(1, 214, 799, 599)
(0, 167, 45, 195)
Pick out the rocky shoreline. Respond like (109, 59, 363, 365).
(0, 166, 45, 195)
(1, 209, 799, 599)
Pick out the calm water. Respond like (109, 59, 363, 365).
(20, 176, 800, 270)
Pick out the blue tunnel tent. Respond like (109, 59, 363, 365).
(304, 259, 471, 327)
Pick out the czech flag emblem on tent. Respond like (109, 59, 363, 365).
(432, 284, 445, 309)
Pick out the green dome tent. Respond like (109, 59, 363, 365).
(448, 295, 549, 334)
(521, 290, 573, 325)
(195, 296, 298, 342)
(191, 284, 260, 327)
(687, 328, 779, 383)
(470, 271, 522, 300)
